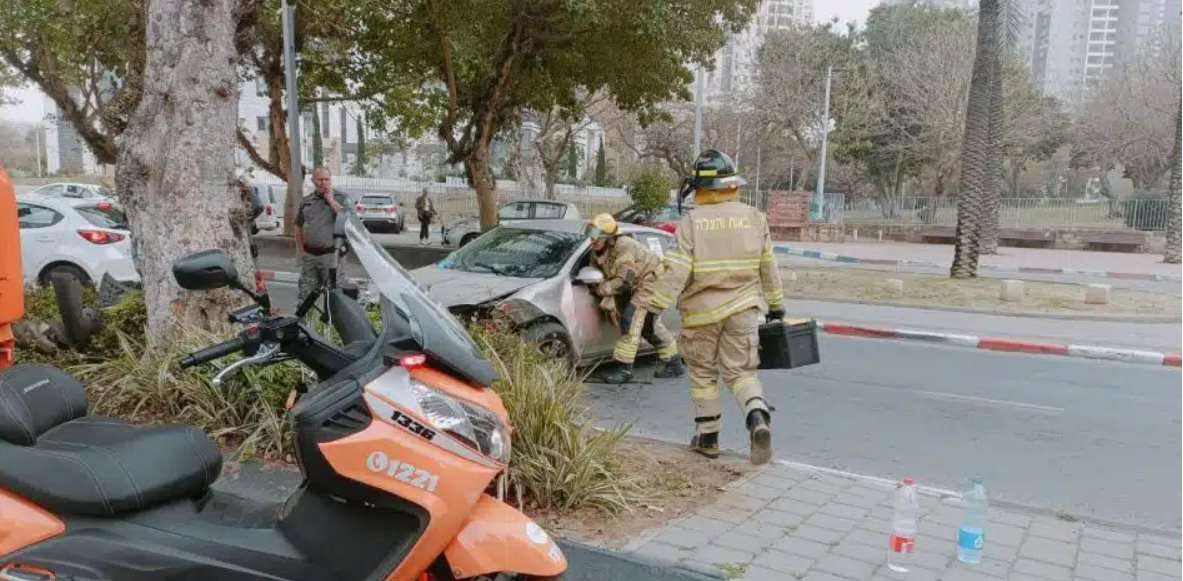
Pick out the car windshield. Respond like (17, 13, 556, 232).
(342, 211, 494, 385)
(75, 203, 129, 230)
(442, 227, 583, 279)
(360, 195, 393, 206)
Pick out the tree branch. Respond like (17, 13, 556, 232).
(427, 0, 461, 155)
(237, 128, 286, 179)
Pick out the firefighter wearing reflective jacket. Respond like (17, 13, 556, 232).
(586, 213, 685, 384)
(646, 150, 785, 465)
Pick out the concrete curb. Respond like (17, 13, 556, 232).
(774, 245, 1183, 282)
(819, 321, 1182, 368)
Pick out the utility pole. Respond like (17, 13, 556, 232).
(812, 65, 834, 222)
(34, 127, 42, 177)
(282, 0, 303, 232)
(693, 65, 704, 158)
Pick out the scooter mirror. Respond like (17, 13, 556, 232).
(173, 250, 240, 291)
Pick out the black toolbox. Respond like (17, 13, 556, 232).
(758, 318, 820, 370)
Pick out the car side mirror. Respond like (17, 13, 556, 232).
(173, 250, 240, 290)
(575, 266, 605, 285)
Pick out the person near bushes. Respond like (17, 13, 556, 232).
(295, 167, 351, 306)
(645, 150, 784, 465)
(415, 188, 435, 245)
(585, 213, 684, 384)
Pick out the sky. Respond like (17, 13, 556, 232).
(0, 0, 881, 125)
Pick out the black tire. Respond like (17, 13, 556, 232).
(459, 232, 479, 247)
(521, 321, 576, 371)
(40, 263, 90, 287)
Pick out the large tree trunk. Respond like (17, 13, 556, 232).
(116, 0, 254, 348)
(467, 146, 499, 231)
(951, 0, 999, 278)
(979, 35, 1005, 256)
(1165, 106, 1182, 264)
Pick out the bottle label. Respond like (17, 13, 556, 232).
(890, 534, 915, 554)
(958, 528, 984, 550)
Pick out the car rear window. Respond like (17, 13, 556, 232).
(76, 203, 129, 230)
(360, 195, 394, 206)
(444, 227, 582, 279)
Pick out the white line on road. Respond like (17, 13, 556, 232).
(917, 390, 1065, 414)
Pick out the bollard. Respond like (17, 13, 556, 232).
(1084, 283, 1111, 305)
(885, 278, 904, 293)
(999, 279, 1024, 302)
(878, 229, 883, 241)
(853, 228, 859, 241)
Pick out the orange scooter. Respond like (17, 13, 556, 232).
(0, 173, 567, 581)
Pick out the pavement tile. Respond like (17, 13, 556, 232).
(876, 564, 944, 581)
(1137, 540, 1183, 560)
(832, 492, 887, 509)
(753, 549, 815, 576)
(988, 522, 1028, 548)
(813, 473, 856, 486)
(786, 487, 843, 507)
(734, 521, 795, 541)
(815, 553, 878, 579)
(1081, 538, 1136, 560)
(1084, 527, 1138, 545)
(1028, 518, 1083, 543)
(924, 507, 964, 528)
(765, 464, 812, 481)
(795, 524, 848, 545)
(941, 557, 1012, 579)
(652, 525, 716, 550)
(805, 513, 861, 534)
(735, 564, 797, 581)
(912, 549, 954, 570)
(771, 497, 826, 516)
(633, 541, 688, 563)
(1139, 534, 1182, 549)
(694, 543, 757, 568)
(1020, 535, 1078, 567)
(986, 509, 1033, 528)
(1075, 563, 1136, 581)
(718, 491, 773, 512)
(820, 501, 872, 521)
(833, 540, 888, 564)
(913, 533, 956, 557)
(802, 572, 852, 581)
(773, 535, 832, 558)
(984, 542, 1018, 563)
(846, 528, 887, 548)
(798, 478, 849, 497)
(735, 482, 786, 501)
(679, 515, 735, 536)
(1137, 555, 1183, 576)
(1135, 572, 1181, 581)
(698, 504, 758, 525)
(752, 508, 807, 529)
(714, 530, 779, 552)
(1013, 558, 1073, 581)
(749, 473, 799, 491)
(939, 567, 998, 581)
(682, 559, 728, 578)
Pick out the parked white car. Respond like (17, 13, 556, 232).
(27, 182, 114, 201)
(442, 200, 582, 247)
(16, 194, 139, 286)
(249, 181, 282, 231)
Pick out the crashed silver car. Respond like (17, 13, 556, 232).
(413, 220, 678, 367)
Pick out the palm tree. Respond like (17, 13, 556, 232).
(978, 28, 1005, 255)
(1165, 105, 1181, 264)
(951, 0, 1001, 278)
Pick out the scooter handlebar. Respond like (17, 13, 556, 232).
(180, 336, 247, 368)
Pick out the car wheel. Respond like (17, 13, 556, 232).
(460, 232, 479, 247)
(40, 263, 91, 287)
(521, 321, 576, 371)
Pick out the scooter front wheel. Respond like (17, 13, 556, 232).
(427, 559, 564, 581)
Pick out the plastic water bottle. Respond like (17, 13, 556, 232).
(957, 478, 988, 564)
(888, 478, 919, 572)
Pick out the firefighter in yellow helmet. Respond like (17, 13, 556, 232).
(585, 213, 684, 384)
(645, 150, 784, 465)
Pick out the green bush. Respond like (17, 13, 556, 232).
(629, 165, 672, 220)
(472, 326, 644, 515)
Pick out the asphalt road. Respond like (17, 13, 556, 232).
(583, 334, 1182, 533)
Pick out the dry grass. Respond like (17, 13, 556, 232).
(783, 267, 1181, 317)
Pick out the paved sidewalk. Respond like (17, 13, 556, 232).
(629, 461, 1181, 581)
(790, 300, 1182, 352)
(776, 241, 1182, 279)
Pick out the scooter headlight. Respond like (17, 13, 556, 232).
(409, 380, 510, 463)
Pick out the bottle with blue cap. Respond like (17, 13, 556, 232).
(957, 477, 988, 564)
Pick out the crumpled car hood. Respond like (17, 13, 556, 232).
(411, 263, 541, 306)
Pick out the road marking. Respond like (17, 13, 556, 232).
(917, 390, 1065, 414)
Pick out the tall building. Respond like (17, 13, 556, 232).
(696, 0, 816, 103)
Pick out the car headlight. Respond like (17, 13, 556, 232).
(409, 379, 511, 463)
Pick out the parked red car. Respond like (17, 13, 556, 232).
(613, 203, 694, 234)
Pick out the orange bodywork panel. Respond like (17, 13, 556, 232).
(442, 495, 567, 580)
(0, 170, 22, 368)
(0, 487, 65, 557)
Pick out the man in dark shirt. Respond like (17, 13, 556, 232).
(295, 167, 351, 306)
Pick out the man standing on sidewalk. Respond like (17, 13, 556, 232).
(647, 150, 785, 465)
(415, 188, 435, 245)
(295, 167, 351, 306)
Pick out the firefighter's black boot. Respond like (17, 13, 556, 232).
(690, 431, 720, 459)
(653, 355, 686, 378)
(594, 362, 633, 384)
(746, 409, 773, 465)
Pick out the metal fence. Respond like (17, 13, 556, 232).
(843, 196, 1171, 231)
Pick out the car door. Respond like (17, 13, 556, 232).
(17, 203, 65, 281)
(566, 245, 618, 359)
